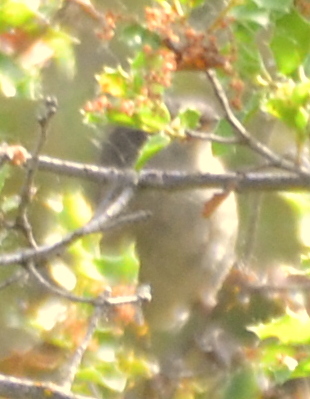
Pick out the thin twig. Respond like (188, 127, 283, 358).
(0, 373, 94, 399)
(26, 261, 151, 306)
(0, 186, 137, 266)
(246, 280, 310, 292)
(58, 291, 109, 389)
(56, 285, 149, 388)
(206, 70, 310, 175)
(186, 130, 242, 144)
(16, 97, 58, 246)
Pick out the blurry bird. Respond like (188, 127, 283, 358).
(98, 99, 238, 379)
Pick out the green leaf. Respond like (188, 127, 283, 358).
(179, 0, 205, 8)
(47, 29, 76, 78)
(95, 242, 140, 284)
(263, 78, 310, 140)
(97, 67, 129, 97)
(257, 342, 300, 384)
(252, 0, 293, 12)
(135, 132, 170, 170)
(230, 2, 270, 28)
(71, 243, 104, 281)
(271, 11, 310, 75)
(137, 103, 171, 132)
(119, 351, 153, 378)
(249, 310, 310, 344)
(77, 365, 127, 392)
(280, 192, 310, 249)
(60, 191, 92, 230)
(131, 51, 149, 71)
(0, 54, 38, 98)
(0, 1, 37, 29)
(105, 110, 138, 127)
(178, 108, 201, 130)
(231, 22, 266, 80)
(224, 367, 259, 399)
(292, 356, 310, 379)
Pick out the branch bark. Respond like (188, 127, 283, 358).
(31, 154, 310, 191)
(0, 373, 94, 399)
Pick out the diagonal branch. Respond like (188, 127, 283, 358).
(206, 69, 310, 175)
(0, 186, 137, 266)
(26, 261, 151, 306)
(57, 291, 109, 389)
(0, 373, 94, 399)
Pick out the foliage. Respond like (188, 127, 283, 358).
(1, 0, 310, 399)
(0, 0, 75, 97)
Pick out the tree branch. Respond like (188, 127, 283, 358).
(26, 261, 151, 306)
(0, 373, 94, 399)
(206, 70, 309, 175)
(30, 154, 310, 191)
(16, 97, 58, 247)
(0, 186, 137, 266)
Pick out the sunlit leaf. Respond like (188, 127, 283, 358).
(31, 298, 68, 332)
(95, 333, 118, 363)
(45, 30, 76, 78)
(230, 2, 270, 27)
(49, 260, 77, 291)
(0, 1, 37, 29)
(105, 110, 137, 126)
(177, 108, 201, 130)
(135, 132, 170, 170)
(231, 23, 266, 80)
(77, 365, 127, 392)
(61, 191, 93, 230)
(95, 242, 139, 284)
(97, 67, 129, 97)
(252, 0, 293, 12)
(249, 310, 310, 344)
(280, 193, 310, 248)
(72, 242, 105, 281)
(179, 0, 205, 8)
(137, 104, 171, 131)
(119, 351, 153, 378)
(271, 11, 310, 75)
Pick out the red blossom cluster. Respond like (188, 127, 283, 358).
(84, 45, 176, 116)
(145, 5, 182, 43)
(84, 95, 110, 113)
(84, 2, 241, 118)
(143, 46, 177, 89)
(145, 4, 229, 72)
(165, 34, 228, 71)
(96, 10, 122, 41)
